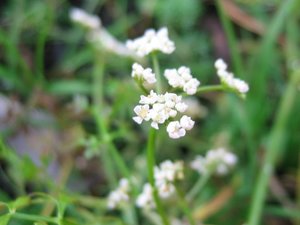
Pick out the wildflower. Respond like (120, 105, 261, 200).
(214, 58, 249, 95)
(131, 63, 156, 86)
(136, 183, 155, 209)
(133, 90, 188, 130)
(154, 160, 184, 198)
(70, 8, 137, 57)
(179, 115, 195, 130)
(164, 66, 200, 95)
(133, 104, 151, 124)
(70, 8, 100, 30)
(107, 178, 130, 209)
(166, 121, 186, 139)
(166, 116, 194, 139)
(126, 27, 175, 57)
(191, 148, 237, 176)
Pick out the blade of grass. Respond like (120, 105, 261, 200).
(247, 68, 300, 225)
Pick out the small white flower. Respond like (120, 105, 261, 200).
(183, 78, 200, 95)
(132, 63, 156, 86)
(164, 66, 200, 95)
(175, 102, 187, 113)
(214, 58, 249, 95)
(214, 58, 227, 71)
(191, 148, 237, 176)
(154, 160, 184, 198)
(179, 115, 194, 131)
(70, 8, 101, 30)
(107, 178, 130, 209)
(166, 121, 186, 139)
(136, 183, 155, 209)
(126, 27, 175, 57)
(133, 104, 150, 124)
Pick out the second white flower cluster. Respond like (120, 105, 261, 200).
(107, 160, 183, 210)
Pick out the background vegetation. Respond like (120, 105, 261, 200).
(0, 0, 299, 224)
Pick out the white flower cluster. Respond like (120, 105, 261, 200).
(191, 148, 237, 176)
(133, 91, 195, 138)
(215, 59, 249, 94)
(107, 178, 130, 209)
(136, 160, 184, 209)
(136, 183, 155, 209)
(131, 63, 156, 86)
(70, 8, 136, 57)
(154, 160, 184, 198)
(126, 27, 175, 57)
(70, 8, 101, 30)
(166, 116, 194, 139)
(164, 66, 200, 95)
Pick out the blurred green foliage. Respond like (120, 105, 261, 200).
(0, 0, 299, 224)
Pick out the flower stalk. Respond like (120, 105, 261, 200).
(151, 53, 162, 93)
(175, 184, 196, 225)
(146, 128, 170, 225)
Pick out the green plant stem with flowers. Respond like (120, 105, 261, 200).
(146, 53, 170, 225)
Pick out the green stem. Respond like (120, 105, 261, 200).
(35, 4, 52, 86)
(186, 172, 211, 202)
(196, 85, 224, 94)
(216, 0, 257, 188)
(92, 52, 138, 225)
(12, 212, 57, 224)
(247, 69, 300, 225)
(147, 128, 170, 225)
(151, 53, 162, 93)
(215, 0, 243, 76)
(92, 54, 117, 187)
(175, 184, 196, 225)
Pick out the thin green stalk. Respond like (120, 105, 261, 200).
(35, 10, 51, 85)
(147, 128, 170, 225)
(196, 85, 224, 94)
(92, 51, 138, 225)
(92, 56, 133, 185)
(92, 55, 117, 187)
(215, 0, 243, 76)
(151, 53, 162, 93)
(12, 212, 57, 224)
(216, 0, 257, 187)
(297, 152, 300, 225)
(247, 69, 300, 225)
(175, 184, 196, 225)
(249, 0, 296, 93)
(186, 172, 211, 202)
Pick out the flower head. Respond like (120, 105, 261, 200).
(133, 91, 188, 130)
(136, 183, 155, 209)
(191, 148, 237, 176)
(70, 8, 101, 30)
(164, 66, 200, 95)
(107, 178, 130, 209)
(154, 160, 184, 198)
(131, 63, 156, 86)
(126, 27, 175, 57)
(214, 58, 249, 95)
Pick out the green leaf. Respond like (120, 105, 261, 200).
(47, 80, 91, 96)
(0, 214, 11, 225)
(8, 196, 30, 210)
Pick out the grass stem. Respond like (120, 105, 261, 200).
(247, 69, 300, 225)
